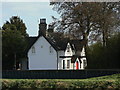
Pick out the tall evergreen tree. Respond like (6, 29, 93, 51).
(2, 16, 28, 37)
(2, 16, 28, 70)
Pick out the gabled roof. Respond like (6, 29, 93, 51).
(24, 36, 37, 54)
(25, 32, 59, 53)
(25, 32, 85, 54)
(69, 40, 84, 51)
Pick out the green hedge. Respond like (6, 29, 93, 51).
(1, 74, 120, 89)
(1, 79, 120, 89)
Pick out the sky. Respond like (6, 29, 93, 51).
(1, 2, 60, 36)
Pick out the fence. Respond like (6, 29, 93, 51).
(2, 69, 120, 79)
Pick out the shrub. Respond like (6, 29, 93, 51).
(2, 75, 120, 89)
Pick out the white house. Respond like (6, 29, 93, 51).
(20, 19, 87, 70)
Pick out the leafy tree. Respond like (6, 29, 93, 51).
(97, 3, 120, 47)
(2, 16, 28, 70)
(87, 33, 120, 69)
(50, 2, 120, 47)
(50, 2, 120, 67)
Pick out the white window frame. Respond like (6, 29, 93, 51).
(83, 59, 87, 68)
(67, 45, 70, 52)
(32, 46, 35, 53)
(49, 46, 53, 53)
(67, 60, 71, 69)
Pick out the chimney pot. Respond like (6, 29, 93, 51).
(40, 19, 46, 24)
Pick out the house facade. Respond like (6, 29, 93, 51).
(21, 19, 87, 70)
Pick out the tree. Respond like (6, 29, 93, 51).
(2, 29, 27, 70)
(50, 2, 120, 68)
(2, 16, 28, 37)
(50, 2, 120, 47)
(97, 3, 120, 47)
(87, 32, 120, 69)
(2, 16, 28, 70)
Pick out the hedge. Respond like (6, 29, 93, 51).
(1, 74, 120, 89)
(1, 79, 120, 89)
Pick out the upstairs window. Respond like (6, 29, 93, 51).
(32, 46, 35, 53)
(67, 45, 70, 52)
(49, 46, 53, 53)
(83, 60, 87, 68)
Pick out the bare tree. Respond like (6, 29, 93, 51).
(50, 2, 120, 48)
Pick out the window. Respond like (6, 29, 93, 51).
(63, 60, 65, 69)
(41, 45, 43, 48)
(67, 45, 70, 52)
(49, 46, 53, 53)
(67, 60, 70, 69)
(83, 60, 87, 68)
(32, 46, 35, 53)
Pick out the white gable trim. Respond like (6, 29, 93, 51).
(65, 43, 73, 56)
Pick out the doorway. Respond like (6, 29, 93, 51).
(63, 60, 65, 69)
(76, 61, 79, 70)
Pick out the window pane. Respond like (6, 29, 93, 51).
(67, 45, 70, 52)
(67, 60, 70, 69)
(50, 46, 53, 53)
(32, 46, 35, 53)
(83, 60, 87, 68)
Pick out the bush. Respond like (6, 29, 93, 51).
(2, 79, 120, 89)
(87, 33, 120, 69)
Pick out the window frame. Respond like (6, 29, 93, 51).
(67, 45, 70, 52)
(32, 46, 35, 53)
(49, 46, 53, 53)
(67, 60, 70, 69)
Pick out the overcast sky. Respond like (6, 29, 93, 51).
(1, 2, 59, 36)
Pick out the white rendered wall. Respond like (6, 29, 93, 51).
(58, 51, 64, 69)
(28, 36, 57, 70)
(81, 47, 87, 69)
(60, 43, 74, 70)
(80, 58, 86, 69)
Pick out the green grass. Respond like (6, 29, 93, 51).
(1, 73, 120, 89)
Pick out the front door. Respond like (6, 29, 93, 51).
(76, 61, 79, 70)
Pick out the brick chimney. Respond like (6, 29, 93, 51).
(39, 18, 47, 36)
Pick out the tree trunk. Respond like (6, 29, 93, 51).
(102, 29, 106, 47)
(14, 52, 16, 70)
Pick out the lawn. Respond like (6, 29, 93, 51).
(1, 73, 120, 89)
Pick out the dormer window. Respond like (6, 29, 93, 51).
(32, 46, 35, 53)
(49, 46, 53, 53)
